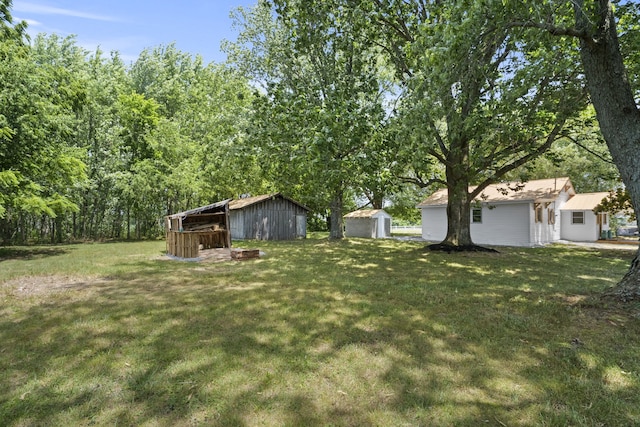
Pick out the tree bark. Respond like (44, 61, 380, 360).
(435, 136, 478, 249)
(574, 0, 640, 301)
(329, 191, 344, 239)
(443, 175, 473, 247)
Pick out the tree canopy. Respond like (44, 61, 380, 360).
(0, 3, 257, 242)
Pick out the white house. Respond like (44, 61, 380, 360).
(560, 192, 610, 241)
(417, 177, 580, 247)
(344, 209, 392, 238)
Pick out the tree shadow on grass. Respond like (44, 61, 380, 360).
(0, 238, 638, 426)
(0, 246, 72, 262)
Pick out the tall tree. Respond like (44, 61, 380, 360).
(76, 49, 131, 239)
(509, 0, 640, 300)
(357, 0, 587, 250)
(229, 0, 389, 238)
(0, 24, 87, 243)
(130, 44, 257, 213)
(573, 1, 640, 301)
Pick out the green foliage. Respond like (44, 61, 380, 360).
(596, 187, 635, 221)
(0, 0, 627, 247)
(116, 91, 160, 163)
(507, 107, 620, 193)
(0, 0, 26, 45)
(0, 31, 87, 239)
(230, 0, 393, 237)
(0, 0, 255, 242)
(613, 1, 640, 97)
(262, 0, 590, 246)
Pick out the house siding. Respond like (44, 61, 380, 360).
(560, 210, 604, 241)
(421, 207, 447, 242)
(417, 177, 590, 247)
(529, 202, 558, 246)
(421, 203, 550, 247)
(474, 203, 533, 246)
(553, 191, 571, 240)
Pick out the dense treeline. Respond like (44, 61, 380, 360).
(0, 8, 263, 243)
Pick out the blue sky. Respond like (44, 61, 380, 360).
(12, 0, 258, 64)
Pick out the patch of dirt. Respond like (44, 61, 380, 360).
(157, 248, 233, 263)
(2, 275, 110, 296)
(159, 248, 263, 263)
(571, 295, 640, 327)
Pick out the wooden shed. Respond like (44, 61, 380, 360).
(229, 193, 309, 240)
(165, 200, 232, 258)
(344, 209, 392, 239)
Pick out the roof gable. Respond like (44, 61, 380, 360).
(417, 177, 574, 207)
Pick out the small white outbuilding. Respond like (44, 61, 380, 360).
(344, 209, 392, 239)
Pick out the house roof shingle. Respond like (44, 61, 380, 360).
(560, 192, 609, 211)
(417, 177, 575, 207)
(343, 209, 390, 219)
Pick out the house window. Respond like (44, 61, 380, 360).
(534, 204, 543, 223)
(572, 211, 585, 224)
(472, 208, 482, 223)
(548, 208, 555, 224)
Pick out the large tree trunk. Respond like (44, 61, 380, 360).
(329, 191, 345, 240)
(443, 179, 473, 247)
(429, 139, 491, 251)
(575, 0, 640, 301)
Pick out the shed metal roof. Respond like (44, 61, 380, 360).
(167, 199, 231, 219)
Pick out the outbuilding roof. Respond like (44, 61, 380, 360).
(344, 209, 391, 219)
(417, 177, 575, 207)
(560, 192, 609, 211)
(229, 193, 310, 211)
(167, 199, 231, 219)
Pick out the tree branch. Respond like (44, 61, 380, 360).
(397, 173, 446, 189)
(469, 119, 567, 200)
(505, 20, 591, 40)
(564, 134, 616, 164)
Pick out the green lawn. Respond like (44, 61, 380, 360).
(1, 238, 639, 426)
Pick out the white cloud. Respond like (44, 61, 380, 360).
(13, 2, 120, 22)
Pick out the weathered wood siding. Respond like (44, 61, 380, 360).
(230, 197, 307, 240)
(166, 231, 200, 258)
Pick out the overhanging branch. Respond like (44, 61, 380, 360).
(565, 134, 615, 164)
(505, 20, 591, 40)
(397, 172, 446, 189)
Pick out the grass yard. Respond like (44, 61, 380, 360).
(1, 238, 639, 426)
